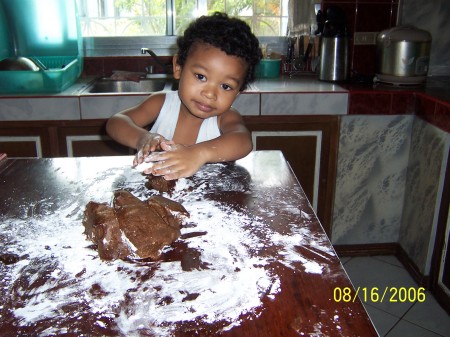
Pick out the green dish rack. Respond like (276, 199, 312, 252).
(0, 56, 83, 94)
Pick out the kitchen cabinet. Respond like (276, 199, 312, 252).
(57, 121, 133, 157)
(0, 120, 132, 158)
(245, 115, 339, 236)
(0, 121, 56, 157)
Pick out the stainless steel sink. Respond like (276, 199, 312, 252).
(83, 76, 177, 94)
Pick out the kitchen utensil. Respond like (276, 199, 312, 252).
(0, 56, 40, 71)
(303, 35, 314, 63)
(375, 25, 431, 85)
(294, 36, 305, 70)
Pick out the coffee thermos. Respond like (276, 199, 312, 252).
(319, 18, 349, 82)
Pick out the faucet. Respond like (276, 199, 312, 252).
(140, 48, 171, 74)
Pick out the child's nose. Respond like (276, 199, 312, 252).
(201, 84, 217, 100)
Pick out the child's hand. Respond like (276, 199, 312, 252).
(142, 141, 205, 180)
(133, 133, 172, 166)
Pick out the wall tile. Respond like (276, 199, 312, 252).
(434, 102, 450, 133)
(415, 94, 436, 123)
(349, 92, 392, 114)
(391, 93, 416, 115)
(322, 3, 357, 34)
(102, 57, 142, 76)
(352, 45, 377, 76)
(355, 3, 392, 32)
(82, 57, 104, 77)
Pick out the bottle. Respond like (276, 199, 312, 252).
(319, 20, 349, 82)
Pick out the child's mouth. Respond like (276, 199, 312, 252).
(195, 101, 213, 113)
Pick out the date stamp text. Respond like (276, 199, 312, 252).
(333, 286, 426, 303)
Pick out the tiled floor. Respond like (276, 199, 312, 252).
(341, 256, 450, 337)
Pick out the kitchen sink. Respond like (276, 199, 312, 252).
(83, 76, 178, 94)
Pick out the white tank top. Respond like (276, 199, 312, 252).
(150, 91, 221, 143)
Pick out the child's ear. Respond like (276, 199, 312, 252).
(172, 55, 182, 79)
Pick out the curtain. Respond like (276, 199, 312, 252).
(288, 0, 317, 36)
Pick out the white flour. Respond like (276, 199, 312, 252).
(0, 164, 333, 336)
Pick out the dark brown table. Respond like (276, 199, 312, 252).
(0, 151, 378, 336)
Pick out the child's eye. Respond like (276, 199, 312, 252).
(195, 73, 206, 81)
(221, 84, 233, 91)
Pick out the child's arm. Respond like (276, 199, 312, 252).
(105, 93, 167, 164)
(145, 109, 252, 180)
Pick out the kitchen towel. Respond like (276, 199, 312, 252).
(288, 0, 317, 36)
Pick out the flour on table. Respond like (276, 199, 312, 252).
(0, 164, 331, 336)
(133, 161, 154, 173)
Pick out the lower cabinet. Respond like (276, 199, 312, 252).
(57, 122, 133, 157)
(0, 120, 132, 158)
(245, 115, 339, 236)
(0, 122, 57, 157)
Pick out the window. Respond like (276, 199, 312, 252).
(77, 0, 289, 37)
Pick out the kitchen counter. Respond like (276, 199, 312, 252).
(0, 74, 349, 97)
(0, 151, 378, 336)
(0, 74, 448, 131)
(0, 75, 350, 120)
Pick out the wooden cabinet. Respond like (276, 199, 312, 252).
(0, 122, 57, 157)
(245, 115, 339, 236)
(0, 120, 132, 158)
(57, 121, 133, 157)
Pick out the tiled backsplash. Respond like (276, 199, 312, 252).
(321, 0, 399, 77)
(347, 89, 450, 133)
(82, 56, 173, 78)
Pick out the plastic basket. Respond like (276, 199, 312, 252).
(0, 55, 83, 94)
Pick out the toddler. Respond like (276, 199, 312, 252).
(106, 12, 262, 180)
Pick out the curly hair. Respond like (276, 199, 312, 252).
(176, 12, 262, 91)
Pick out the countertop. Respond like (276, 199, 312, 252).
(0, 74, 349, 97)
(0, 74, 448, 123)
(1, 74, 449, 100)
(0, 151, 378, 337)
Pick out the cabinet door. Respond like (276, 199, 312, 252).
(58, 122, 133, 157)
(0, 135, 43, 157)
(245, 116, 339, 236)
(0, 123, 54, 157)
(66, 135, 133, 157)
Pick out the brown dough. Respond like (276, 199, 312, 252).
(145, 175, 176, 193)
(83, 190, 188, 261)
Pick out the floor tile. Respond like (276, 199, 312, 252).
(385, 320, 445, 337)
(372, 255, 404, 268)
(343, 256, 416, 317)
(364, 303, 399, 336)
(339, 256, 351, 264)
(403, 291, 450, 336)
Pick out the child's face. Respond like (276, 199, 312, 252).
(173, 42, 248, 119)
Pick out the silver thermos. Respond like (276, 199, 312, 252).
(319, 20, 349, 82)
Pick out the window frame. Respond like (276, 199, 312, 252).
(78, 0, 321, 57)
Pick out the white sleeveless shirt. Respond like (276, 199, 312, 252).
(150, 91, 221, 143)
